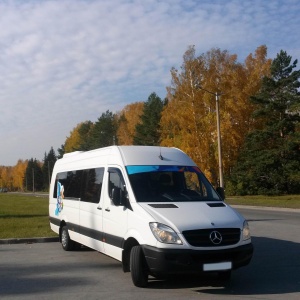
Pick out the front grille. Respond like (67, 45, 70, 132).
(182, 228, 241, 247)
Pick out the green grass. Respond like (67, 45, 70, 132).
(0, 193, 57, 239)
(225, 194, 300, 209)
(0, 193, 299, 239)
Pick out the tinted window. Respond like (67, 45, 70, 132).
(82, 168, 104, 203)
(53, 168, 104, 203)
(126, 165, 220, 202)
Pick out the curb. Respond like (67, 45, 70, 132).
(231, 205, 300, 213)
(0, 237, 59, 245)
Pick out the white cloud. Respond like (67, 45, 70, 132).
(0, 0, 299, 165)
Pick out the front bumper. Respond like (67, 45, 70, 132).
(142, 243, 254, 277)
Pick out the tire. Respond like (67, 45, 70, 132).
(130, 245, 148, 287)
(61, 226, 75, 251)
(218, 270, 231, 281)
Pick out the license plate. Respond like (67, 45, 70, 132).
(203, 262, 232, 271)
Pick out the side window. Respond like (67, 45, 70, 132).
(53, 172, 68, 198)
(53, 168, 104, 203)
(82, 168, 104, 204)
(108, 168, 125, 200)
(65, 170, 83, 199)
(53, 171, 78, 199)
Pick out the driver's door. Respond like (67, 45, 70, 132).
(102, 167, 128, 261)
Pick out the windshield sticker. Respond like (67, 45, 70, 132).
(126, 165, 201, 175)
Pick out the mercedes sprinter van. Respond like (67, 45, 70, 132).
(49, 146, 253, 287)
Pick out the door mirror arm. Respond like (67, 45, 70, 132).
(216, 187, 225, 201)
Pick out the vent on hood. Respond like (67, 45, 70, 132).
(207, 202, 226, 208)
(148, 204, 178, 208)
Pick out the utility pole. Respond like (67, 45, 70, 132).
(215, 92, 224, 188)
(196, 86, 224, 188)
(32, 168, 35, 193)
(48, 161, 51, 187)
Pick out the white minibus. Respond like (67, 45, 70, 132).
(49, 146, 253, 287)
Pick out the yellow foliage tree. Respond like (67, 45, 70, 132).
(0, 161, 28, 191)
(116, 102, 144, 145)
(11, 160, 28, 191)
(64, 121, 94, 153)
(160, 45, 271, 185)
(0, 166, 11, 188)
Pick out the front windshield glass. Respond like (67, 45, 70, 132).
(126, 165, 221, 202)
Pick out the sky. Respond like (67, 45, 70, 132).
(1, 0, 299, 166)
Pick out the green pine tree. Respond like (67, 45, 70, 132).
(24, 159, 44, 192)
(133, 93, 165, 145)
(42, 147, 57, 190)
(86, 110, 117, 150)
(229, 50, 300, 195)
(57, 144, 65, 159)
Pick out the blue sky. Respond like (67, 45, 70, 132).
(0, 0, 299, 166)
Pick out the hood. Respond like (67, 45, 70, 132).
(139, 202, 243, 233)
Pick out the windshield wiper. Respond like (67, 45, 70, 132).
(161, 193, 174, 201)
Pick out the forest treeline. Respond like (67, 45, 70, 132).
(1, 45, 299, 195)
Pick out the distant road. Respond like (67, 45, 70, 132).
(9, 192, 48, 198)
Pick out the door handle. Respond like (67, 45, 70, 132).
(105, 208, 110, 212)
(97, 207, 102, 210)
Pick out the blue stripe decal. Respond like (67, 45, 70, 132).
(126, 165, 201, 175)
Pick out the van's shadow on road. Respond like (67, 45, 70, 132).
(147, 236, 300, 296)
(0, 247, 119, 297)
(1, 237, 299, 297)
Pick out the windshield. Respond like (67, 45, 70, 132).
(126, 165, 221, 202)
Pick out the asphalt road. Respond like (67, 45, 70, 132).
(0, 207, 299, 300)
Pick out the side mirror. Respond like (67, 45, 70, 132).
(111, 186, 126, 206)
(216, 187, 225, 201)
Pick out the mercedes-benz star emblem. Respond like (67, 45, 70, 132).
(209, 230, 222, 245)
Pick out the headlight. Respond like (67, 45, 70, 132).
(149, 222, 183, 244)
(242, 220, 251, 240)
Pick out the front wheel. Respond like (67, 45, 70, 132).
(130, 245, 148, 287)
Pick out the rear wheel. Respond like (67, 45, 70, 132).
(61, 226, 75, 251)
(130, 245, 148, 287)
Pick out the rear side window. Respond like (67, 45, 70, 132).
(82, 168, 104, 203)
(53, 168, 104, 204)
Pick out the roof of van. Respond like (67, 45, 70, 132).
(117, 146, 196, 166)
(61, 146, 196, 167)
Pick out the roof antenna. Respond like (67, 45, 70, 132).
(159, 147, 163, 160)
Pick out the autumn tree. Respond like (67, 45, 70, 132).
(160, 45, 271, 185)
(0, 166, 12, 190)
(64, 121, 94, 153)
(116, 102, 144, 145)
(229, 50, 300, 195)
(133, 93, 165, 145)
(11, 160, 28, 191)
